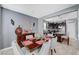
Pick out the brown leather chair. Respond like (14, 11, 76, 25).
(57, 34, 62, 42)
(15, 25, 24, 48)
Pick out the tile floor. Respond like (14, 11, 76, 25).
(0, 39, 79, 55)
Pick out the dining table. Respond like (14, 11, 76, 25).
(23, 39, 44, 52)
(22, 35, 55, 52)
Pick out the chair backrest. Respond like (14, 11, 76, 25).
(38, 40, 51, 55)
(47, 34, 53, 37)
(35, 34, 44, 41)
(51, 37, 57, 49)
(12, 40, 31, 55)
(26, 35, 33, 40)
(12, 40, 24, 55)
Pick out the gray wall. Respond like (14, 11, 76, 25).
(38, 19, 44, 35)
(0, 7, 3, 49)
(2, 8, 38, 48)
(78, 9, 79, 41)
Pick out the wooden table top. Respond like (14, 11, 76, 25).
(24, 39, 43, 52)
(26, 43, 42, 51)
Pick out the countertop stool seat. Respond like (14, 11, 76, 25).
(61, 36, 69, 45)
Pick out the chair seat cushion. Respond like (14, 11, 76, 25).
(35, 40, 44, 45)
(23, 40, 33, 46)
(61, 36, 68, 39)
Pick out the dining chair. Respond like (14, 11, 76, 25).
(12, 40, 31, 55)
(47, 33, 53, 37)
(37, 39, 51, 55)
(35, 34, 44, 38)
(50, 37, 57, 55)
(61, 35, 69, 45)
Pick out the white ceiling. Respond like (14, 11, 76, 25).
(45, 11, 77, 22)
(2, 4, 75, 18)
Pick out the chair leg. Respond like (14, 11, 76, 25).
(32, 54, 35, 55)
(51, 49, 53, 55)
(67, 37, 69, 45)
(54, 49, 56, 53)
